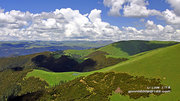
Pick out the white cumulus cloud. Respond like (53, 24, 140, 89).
(162, 9, 180, 24)
(103, 0, 180, 30)
(0, 8, 179, 41)
(166, 0, 180, 16)
(103, 0, 161, 17)
(0, 8, 123, 41)
(122, 20, 180, 41)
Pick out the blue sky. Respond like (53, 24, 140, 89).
(0, 0, 179, 41)
(0, 0, 170, 27)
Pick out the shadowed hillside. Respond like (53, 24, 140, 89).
(32, 55, 95, 72)
(0, 52, 51, 71)
(112, 40, 178, 55)
(31, 54, 125, 72)
(85, 51, 128, 70)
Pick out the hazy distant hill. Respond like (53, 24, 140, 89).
(0, 41, 112, 57)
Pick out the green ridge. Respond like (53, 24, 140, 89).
(63, 48, 96, 58)
(63, 40, 178, 59)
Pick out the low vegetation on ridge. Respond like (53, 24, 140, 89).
(10, 72, 169, 101)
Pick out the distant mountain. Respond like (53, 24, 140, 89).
(0, 41, 112, 57)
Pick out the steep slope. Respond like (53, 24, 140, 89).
(105, 43, 180, 101)
(97, 40, 178, 58)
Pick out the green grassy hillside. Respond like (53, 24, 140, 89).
(26, 69, 95, 86)
(105, 43, 180, 101)
(63, 48, 96, 59)
(63, 40, 178, 59)
(98, 40, 178, 58)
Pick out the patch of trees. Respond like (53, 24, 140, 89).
(10, 72, 169, 101)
